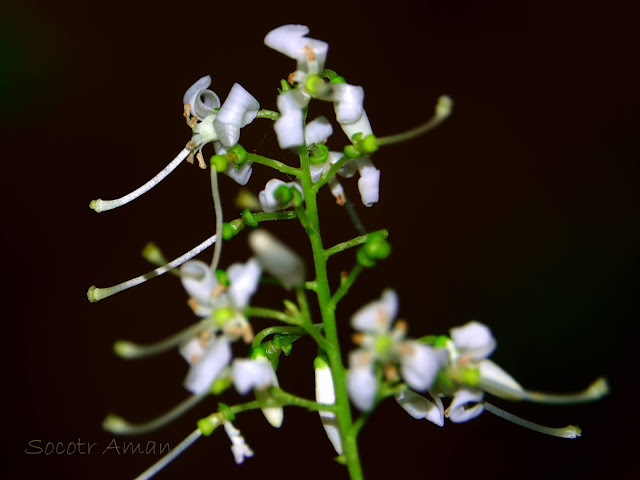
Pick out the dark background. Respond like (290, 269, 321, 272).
(3, 1, 638, 478)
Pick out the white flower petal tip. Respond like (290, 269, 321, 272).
(264, 25, 328, 74)
(274, 90, 308, 149)
(227, 258, 261, 310)
(395, 390, 444, 427)
(224, 422, 254, 464)
(450, 321, 497, 360)
(305, 116, 333, 146)
(400, 342, 443, 392)
(224, 161, 253, 186)
(180, 260, 218, 316)
(248, 230, 305, 289)
(183, 75, 221, 119)
(356, 159, 380, 207)
(216, 83, 260, 128)
(347, 351, 376, 411)
(231, 358, 274, 395)
(351, 289, 398, 333)
(315, 357, 343, 454)
(478, 359, 524, 399)
(330, 84, 365, 124)
(183, 338, 232, 395)
(446, 389, 485, 423)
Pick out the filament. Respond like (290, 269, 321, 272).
(483, 402, 581, 439)
(133, 429, 202, 480)
(87, 234, 217, 302)
(90, 147, 191, 213)
(103, 393, 207, 435)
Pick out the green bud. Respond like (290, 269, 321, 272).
(283, 299, 300, 315)
(360, 134, 379, 155)
(329, 75, 347, 84)
(344, 145, 360, 159)
(215, 269, 229, 286)
(290, 186, 303, 208)
(222, 219, 245, 240)
(214, 307, 235, 326)
(241, 209, 259, 228)
(309, 143, 329, 165)
(314, 355, 329, 370)
(227, 144, 248, 167)
(356, 247, 377, 268)
(461, 367, 481, 386)
(305, 74, 325, 95)
(362, 232, 391, 260)
(197, 417, 218, 436)
(211, 377, 232, 395)
(210, 154, 229, 172)
(274, 184, 293, 205)
(433, 335, 451, 349)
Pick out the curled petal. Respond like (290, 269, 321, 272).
(183, 76, 220, 119)
(400, 342, 444, 392)
(274, 90, 307, 149)
(183, 337, 231, 394)
(447, 389, 485, 423)
(450, 321, 497, 360)
(351, 289, 398, 333)
(264, 24, 328, 73)
(227, 258, 261, 310)
(216, 83, 260, 128)
(395, 389, 444, 427)
(329, 84, 364, 124)
(180, 260, 218, 315)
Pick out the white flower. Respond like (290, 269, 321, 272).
(258, 178, 304, 213)
(223, 421, 254, 464)
(183, 75, 220, 119)
(248, 229, 305, 289)
(347, 290, 444, 410)
(181, 336, 231, 395)
(264, 25, 328, 81)
(450, 321, 497, 361)
(445, 389, 485, 423)
(213, 142, 253, 186)
(304, 116, 333, 146)
(232, 354, 283, 428)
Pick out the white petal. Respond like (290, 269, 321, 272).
(256, 367, 283, 428)
(356, 158, 380, 207)
(330, 84, 365, 124)
(305, 116, 333, 145)
(224, 160, 253, 185)
(395, 389, 444, 427)
(180, 260, 218, 314)
(478, 359, 524, 400)
(248, 230, 305, 289)
(264, 24, 327, 73)
(351, 289, 398, 333)
(450, 321, 497, 359)
(340, 110, 373, 142)
(258, 178, 302, 213)
(315, 358, 343, 454)
(179, 337, 206, 365)
(183, 337, 231, 394)
(347, 351, 376, 411)
(227, 258, 261, 310)
(224, 422, 254, 464)
(328, 177, 345, 200)
(400, 342, 443, 392)
(309, 162, 326, 183)
(447, 389, 485, 423)
(274, 90, 307, 149)
(232, 358, 274, 394)
(216, 83, 260, 128)
(213, 120, 240, 148)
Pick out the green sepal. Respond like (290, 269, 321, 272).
(227, 144, 248, 167)
(417, 335, 438, 345)
(460, 367, 481, 386)
(249, 345, 268, 360)
(197, 417, 218, 436)
(263, 340, 281, 370)
(330, 75, 346, 84)
(314, 355, 330, 370)
(356, 247, 377, 268)
(360, 134, 379, 154)
(335, 455, 347, 465)
(241, 209, 259, 228)
(320, 69, 346, 83)
(222, 219, 245, 240)
(433, 335, 451, 349)
(218, 403, 235, 422)
(210, 376, 232, 395)
(210, 154, 229, 172)
(290, 186, 303, 208)
(309, 143, 329, 165)
(274, 184, 293, 205)
(215, 269, 230, 287)
(278, 79, 292, 94)
(281, 343, 293, 356)
(344, 144, 361, 159)
(274, 333, 300, 356)
(283, 299, 300, 316)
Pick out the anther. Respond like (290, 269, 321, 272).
(196, 151, 206, 169)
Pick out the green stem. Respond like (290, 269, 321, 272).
(330, 264, 363, 308)
(296, 288, 331, 352)
(313, 153, 350, 192)
(245, 306, 299, 325)
(325, 230, 389, 258)
(298, 145, 364, 480)
(256, 109, 280, 121)
(246, 152, 301, 177)
(252, 326, 308, 348)
(253, 211, 298, 222)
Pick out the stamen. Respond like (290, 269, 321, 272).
(113, 318, 214, 359)
(183, 104, 191, 120)
(103, 393, 208, 435)
(375, 95, 453, 147)
(133, 429, 202, 480)
(89, 146, 192, 213)
(304, 44, 316, 61)
(196, 151, 206, 169)
(287, 72, 296, 86)
(87, 233, 217, 302)
(483, 401, 582, 439)
(188, 115, 199, 128)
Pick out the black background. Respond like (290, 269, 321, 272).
(3, 1, 638, 479)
